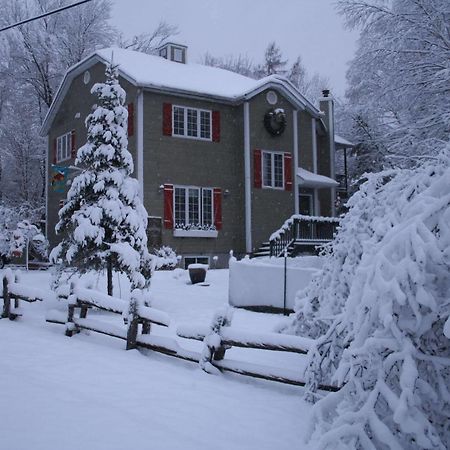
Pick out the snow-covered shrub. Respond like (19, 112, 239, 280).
(51, 62, 152, 294)
(284, 151, 450, 449)
(199, 306, 233, 374)
(9, 220, 47, 259)
(153, 246, 178, 270)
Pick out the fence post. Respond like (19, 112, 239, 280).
(2, 275, 10, 319)
(126, 296, 139, 350)
(65, 282, 77, 337)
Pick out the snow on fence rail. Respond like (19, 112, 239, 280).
(47, 283, 170, 350)
(1, 269, 46, 320)
(177, 308, 340, 392)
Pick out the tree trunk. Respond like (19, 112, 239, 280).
(107, 257, 113, 297)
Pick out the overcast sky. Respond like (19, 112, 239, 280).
(110, 0, 359, 99)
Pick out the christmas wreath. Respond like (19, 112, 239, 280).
(264, 108, 287, 136)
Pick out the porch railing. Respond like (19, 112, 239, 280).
(269, 215, 340, 257)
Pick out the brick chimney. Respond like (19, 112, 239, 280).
(158, 43, 188, 64)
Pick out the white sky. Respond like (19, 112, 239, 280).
(110, 0, 359, 98)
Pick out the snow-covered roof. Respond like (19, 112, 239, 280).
(297, 168, 339, 189)
(41, 47, 322, 136)
(335, 134, 355, 148)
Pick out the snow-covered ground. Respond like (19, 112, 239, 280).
(0, 268, 311, 450)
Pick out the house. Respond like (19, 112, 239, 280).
(41, 44, 351, 268)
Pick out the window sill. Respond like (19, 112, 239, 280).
(173, 229, 218, 238)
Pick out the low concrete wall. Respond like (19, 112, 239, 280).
(228, 255, 322, 311)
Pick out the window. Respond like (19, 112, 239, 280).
(56, 132, 72, 163)
(262, 151, 284, 188)
(184, 256, 209, 270)
(173, 47, 183, 62)
(174, 186, 214, 229)
(172, 106, 211, 140)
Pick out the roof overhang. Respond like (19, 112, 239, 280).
(335, 133, 355, 149)
(297, 168, 339, 189)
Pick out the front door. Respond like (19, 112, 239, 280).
(298, 193, 314, 239)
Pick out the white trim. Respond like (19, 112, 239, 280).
(311, 118, 320, 216)
(293, 110, 299, 214)
(172, 105, 212, 141)
(173, 229, 218, 238)
(243, 102, 252, 254)
(137, 89, 144, 201)
(262, 151, 284, 189)
(56, 132, 72, 163)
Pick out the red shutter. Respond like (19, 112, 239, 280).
(213, 188, 222, 230)
(53, 138, 57, 164)
(163, 184, 174, 229)
(212, 110, 220, 142)
(127, 103, 134, 137)
(284, 153, 293, 191)
(162, 103, 172, 136)
(71, 130, 76, 159)
(284, 153, 292, 191)
(254, 149, 262, 188)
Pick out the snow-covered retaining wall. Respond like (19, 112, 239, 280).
(228, 256, 322, 311)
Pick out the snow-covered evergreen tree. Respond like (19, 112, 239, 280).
(284, 149, 450, 449)
(50, 62, 152, 295)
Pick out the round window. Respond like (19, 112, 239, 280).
(83, 70, 91, 85)
(266, 90, 278, 105)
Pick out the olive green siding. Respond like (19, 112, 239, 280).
(248, 89, 296, 251)
(298, 110, 314, 172)
(140, 92, 246, 259)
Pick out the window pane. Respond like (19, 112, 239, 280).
(174, 187, 186, 227)
(187, 109, 198, 137)
(274, 153, 284, 188)
(202, 189, 213, 226)
(174, 48, 183, 62)
(200, 111, 211, 139)
(173, 107, 184, 136)
(263, 153, 272, 187)
(188, 188, 200, 225)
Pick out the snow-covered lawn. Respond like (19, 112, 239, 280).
(0, 268, 310, 450)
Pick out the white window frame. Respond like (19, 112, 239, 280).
(262, 151, 284, 189)
(173, 185, 214, 228)
(172, 105, 212, 141)
(56, 132, 72, 163)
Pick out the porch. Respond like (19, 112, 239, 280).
(268, 215, 340, 257)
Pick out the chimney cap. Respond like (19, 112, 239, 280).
(322, 89, 330, 97)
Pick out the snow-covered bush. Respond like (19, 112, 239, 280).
(284, 150, 450, 449)
(199, 306, 233, 374)
(153, 246, 178, 270)
(9, 220, 47, 259)
(51, 62, 152, 294)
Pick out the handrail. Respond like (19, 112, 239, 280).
(269, 215, 340, 257)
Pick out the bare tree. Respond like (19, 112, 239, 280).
(117, 20, 178, 55)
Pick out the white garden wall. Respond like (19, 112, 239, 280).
(228, 255, 322, 311)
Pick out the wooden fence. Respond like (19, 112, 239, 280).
(1, 270, 340, 393)
(1, 270, 45, 320)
